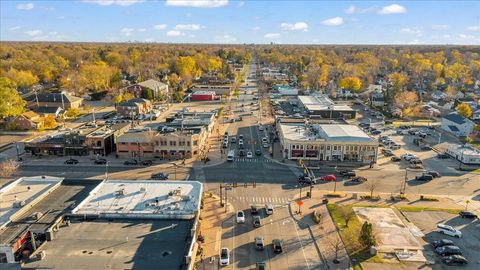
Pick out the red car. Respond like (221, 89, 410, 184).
(318, 174, 337, 181)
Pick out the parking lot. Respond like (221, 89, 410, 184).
(403, 211, 480, 269)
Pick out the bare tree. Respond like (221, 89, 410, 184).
(366, 179, 381, 198)
(328, 234, 343, 264)
(0, 159, 19, 178)
(338, 205, 356, 228)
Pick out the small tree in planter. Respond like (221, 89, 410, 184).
(359, 221, 376, 248)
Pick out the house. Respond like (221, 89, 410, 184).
(191, 91, 216, 101)
(116, 98, 152, 118)
(123, 79, 168, 100)
(25, 90, 83, 110)
(431, 90, 445, 101)
(369, 91, 385, 107)
(9, 111, 43, 130)
(33, 106, 63, 118)
(441, 113, 474, 137)
(472, 109, 480, 120)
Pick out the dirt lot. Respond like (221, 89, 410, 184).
(403, 210, 480, 269)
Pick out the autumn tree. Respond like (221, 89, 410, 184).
(79, 61, 118, 92)
(0, 77, 26, 119)
(388, 72, 408, 99)
(338, 205, 356, 228)
(176, 56, 198, 84)
(65, 107, 80, 119)
(0, 159, 19, 178)
(5, 68, 39, 90)
(394, 91, 420, 117)
(456, 103, 472, 118)
(207, 57, 223, 73)
(338, 76, 362, 93)
(42, 115, 57, 129)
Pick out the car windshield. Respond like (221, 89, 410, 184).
(238, 212, 244, 217)
(221, 249, 228, 258)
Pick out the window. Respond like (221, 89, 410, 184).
(170, 141, 176, 146)
(187, 141, 191, 146)
(193, 140, 198, 146)
(327, 146, 331, 150)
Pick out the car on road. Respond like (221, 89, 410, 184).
(253, 216, 261, 227)
(94, 158, 107, 165)
(437, 153, 450, 159)
(421, 145, 432, 151)
(222, 141, 228, 148)
(339, 170, 356, 177)
(410, 158, 423, 165)
(391, 156, 402, 162)
(415, 174, 434, 181)
(435, 245, 462, 256)
(426, 170, 441, 178)
(459, 211, 478, 219)
(401, 153, 416, 161)
(124, 159, 138, 166)
(239, 149, 245, 156)
(298, 176, 317, 185)
(247, 151, 253, 158)
(318, 174, 337, 181)
(390, 144, 401, 150)
(141, 160, 153, 166)
(236, 211, 245, 223)
(254, 236, 265, 250)
(230, 137, 236, 143)
(442, 255, 468, 266)
(265, 204, 274, 215)
(255, 149, 262, 156)
(382, 149, 394, 156)
(255, 262, 267, 270)
(272, 239, 283, 253)
(65, 158, 79, 165)
(437, 224, 462, 238)
(348, 176, 367, 184)
(220, 247, 230, 266)
(431, 239, 455, 249)
(151, 172, 169, 180)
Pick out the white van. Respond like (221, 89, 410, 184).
(437, 224, 462, 238)
(227, 150, 235, 162)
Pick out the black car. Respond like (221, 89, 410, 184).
(151, 173, 169, 180)
(65, 158, 79, 164)
(239, 150, 245, 156)
(431, 239, 454, 249)
(391, 156, 401, 162)
(298, 177, 316, 185)
(141, 160, 153, 166)
(251, 205, 259, 215)
(339, 170, 356, 177)
(371, 130, 381, 135)
(94, 158, 107, 165)
(426, 170, 441, 178)
(255, 262, 267, 270)
(272, 239, 283, 253)
(442, 255, 468, 266)
(421, 145, 432, 151)
(459, 211, 478, 219)
(124, 159, 138, 165)
(437, 153, 450, 159)
(435, 245, 462, 256)
(415, 174, 433, 181)
(345, 176, 367, 185)
(255, 149, 262, 156)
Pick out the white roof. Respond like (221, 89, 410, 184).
(73, 180, 202, 220)
(298, 95, 354, 112)
(0, 176, 63, 229)
(279, 123, 374, 143)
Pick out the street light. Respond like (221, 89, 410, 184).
(105, 161, 109, 180)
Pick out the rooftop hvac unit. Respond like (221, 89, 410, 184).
(31, 212, 43, 220)
(115, 188, 126, 196)
(140, 187, 147, 192)
(13, 200, 25, 208)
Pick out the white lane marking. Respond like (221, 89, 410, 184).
(293, 219, 311, 270)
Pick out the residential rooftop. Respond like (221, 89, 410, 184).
(72, 180, 202, 219)
(279, 123, 375, 143)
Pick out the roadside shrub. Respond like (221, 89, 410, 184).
(360, 195, 381, 200)
(326, 192, 343, 198)
(420, 196, 439, 201)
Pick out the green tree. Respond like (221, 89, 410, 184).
(338, 76, 362, 93)
(141, 88, 154, 100)
(456, 103, 472, 118)
(359, 221, 376, 248)
(0, 77, 26, 119)
(65, 107, 80, 119)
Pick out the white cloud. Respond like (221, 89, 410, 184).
(9, 26, 21, 31)
(137, 28, 146, 32)
(82, 0, 144, 6)
(344, 5, 376, 14)
(166, 30, 185, 36)
(153, 24, 167, 30)
(215, 34, 237, 43)
(280, 22, 308, 32)
(264, 33, 280, 39)
(165, 0, 228, 8)
(174, 24, 203, 31)
(120, 28, 135, 36)
(16, 3, 34, 10)
(379, 4, 406, 14)
(401, 28, 423, 36)
(345, 5, 356, 14)
(24, 30, 42, 36)
(321, 17, 344, 26)
(431, 24, 450, 30)
(466, 26, 480, 31)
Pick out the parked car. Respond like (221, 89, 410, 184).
(255, 149, 262, 156)
(247, 151, 253, 158)
(421, 145, 432, 151)
(298, 176, 317, 185)
(442, 255, 468, 266)
(239, 149, 245, 156)
(426, 170, 441, 178)
(371, 130, 382, 135)
(431, 239, 455, 249)
(391, 156, 402, 162)
(254, 236, 265, 250)
(383, 149, 394, 156)
(437, 153, 450, 159)
(390, 144, 401, 150)
(255, 262, 267, 270)
(272, 239, 283, 253)
(339, 170, 356, 177)
(253, 215, 261, 227)
(65, 158, 79, 165)
(124, 159, 138, 165)
(350, 176, 367, 183)
(220, 247, 230, 266)
(151, 172, 169, 180)
(435, 245, 462, 256)
(251, 205, 259, 215)
(318, 174, 336, 181)
(265, 204, 274, 215)
(94, 158, 107, 165)
(459, 211, 478, 219)
(230, 137, 237, 143)
(437, 224, 462, 238)
(401, 153, 416, 161)
(415, 174, 434, 181)
(236, 211, 245, 223)
(410, 158, 423, 165)
(141, 160, 153, 166)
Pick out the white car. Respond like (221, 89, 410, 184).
(236, 210, 245, 223)
(220, 247, 230, 265)
(400, 153, 416, 161)
(246, 151, 253, 158)
(437, 224, 462, 238)
(265, 204, 274, 215)
(263, 143, 269, 148)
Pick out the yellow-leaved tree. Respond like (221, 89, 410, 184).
(456, 103, 472, 118)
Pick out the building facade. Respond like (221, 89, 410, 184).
(441, 113, 474, 137)
(116, 98, 152, 118)
(278, 123, 378, 163)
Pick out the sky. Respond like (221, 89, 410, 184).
(1, 0, 480, 45)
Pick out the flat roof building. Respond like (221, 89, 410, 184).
(298, 95, 356, 119)
(278, 123, 378, 163)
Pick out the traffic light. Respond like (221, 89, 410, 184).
(253, 181, 256, 188)
(233, 181, 237, 188)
